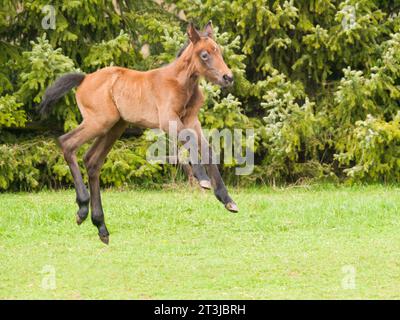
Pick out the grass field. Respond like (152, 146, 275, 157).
(0, 184, 399, 299)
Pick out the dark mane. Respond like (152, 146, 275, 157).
(176, 41, 190, 58)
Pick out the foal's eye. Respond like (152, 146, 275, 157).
(200, 51, 209, 61)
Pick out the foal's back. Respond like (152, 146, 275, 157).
(76, 66, 163, 128)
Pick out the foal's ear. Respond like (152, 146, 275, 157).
(204, 20, 214, 38)
(187, 22, 201, 43)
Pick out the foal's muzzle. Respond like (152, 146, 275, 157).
(222, 73, 234, 87)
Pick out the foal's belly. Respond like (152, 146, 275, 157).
(117, 100, 160, 129)
(112, 76, 160, 129)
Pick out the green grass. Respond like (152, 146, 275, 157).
(0, 184, 399, 299)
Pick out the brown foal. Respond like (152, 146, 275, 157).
(40, 22, 238, 244)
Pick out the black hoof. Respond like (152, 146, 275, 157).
(76, 214, 84, 225)
(99, 234, 109, 245)
(76, 205, 89, 225)
(225, 202, 239, 213)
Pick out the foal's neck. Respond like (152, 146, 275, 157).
(169, 46, 199, 92)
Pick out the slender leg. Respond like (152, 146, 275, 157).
(191, 163, 211, 189)
(163, 116, 237, 212)
(192, 163, 211, 189)
(194, 122, 238, 212)
(204, 149, 237, 211)
(58, 121, 108, 224)
(181, 163, 210, 188)
(84, 119, 128, 244)
(176, 124, 211, 189)
(179, 88, 211, 189)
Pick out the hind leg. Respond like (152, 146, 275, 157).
(58, 120, 116, 224)
(84, 119, 128, 244)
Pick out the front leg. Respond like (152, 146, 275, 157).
(160, 114, 236, 211)
(180, 163, 211, 189)
(191, 163, 211, 189)
(179, 87, 212, 189)
(179, 86, 238, 212)
(192, 120, 238, 212)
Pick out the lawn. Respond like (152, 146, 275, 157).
(0, 184, 399, 299)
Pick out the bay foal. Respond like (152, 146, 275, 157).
(40, 22, 238, 244)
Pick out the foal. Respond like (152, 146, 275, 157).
(40, 22, 238, 244)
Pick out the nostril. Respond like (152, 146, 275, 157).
(223, 74, 234, 82)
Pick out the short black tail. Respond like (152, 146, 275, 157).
(39, 73, 86, 118)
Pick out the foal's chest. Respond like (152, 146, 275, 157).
(178, 89, 198, 119)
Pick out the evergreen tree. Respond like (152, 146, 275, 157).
(0, 0, 399, 190)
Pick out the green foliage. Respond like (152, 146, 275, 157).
(0, 138, 59, 190)
(100, 138, 166, 187)
(335, 113, 400, 182)
(262, 97, 325, 181)
(199, 82, 248, 130)
(1, 0, 400, 191)
(0, 136, 167, 191)
(0, 95, 25, 129)
(83, 30, 137, 70)
(17, 35, 79, 131)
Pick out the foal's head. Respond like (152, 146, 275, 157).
(184, 22, 233, 87)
